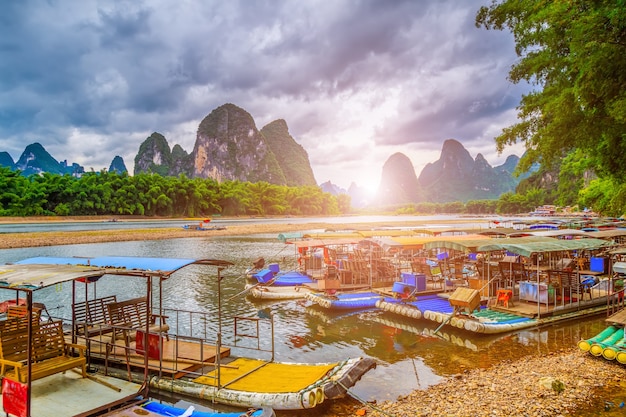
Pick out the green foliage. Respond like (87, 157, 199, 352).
(476, 1, 626, 182)
(555, 149, 595, 207)
(134, 132, 173, 176)
(441, 202, 465, 214)
(336, 194, 351, 214)
(0, 169, 342, 217)
(496, 192, 534, 215)
(260, 120, 317, 187)
(465, 200, 498, 214)
(579, 178, 626, 217)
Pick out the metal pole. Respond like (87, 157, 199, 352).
(26, 291, 33, 417)
(536, 252, 540, 319)
(216, 266, 224, 390)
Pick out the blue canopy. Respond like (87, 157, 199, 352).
(16, 256, 200, 273)
(2, 256, 234, 291)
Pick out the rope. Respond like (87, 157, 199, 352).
(411, 358, 420, 388)
(336, 380, 396, 417)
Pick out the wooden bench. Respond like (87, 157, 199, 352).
(0, 320, 87, 383)
(107, 297, 169, 344)
(0, 315, 39, 336)
(73, 295, 117, 338)
(6, 305, 42, 320)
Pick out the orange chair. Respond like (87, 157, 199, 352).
(496, 289, 514, 308)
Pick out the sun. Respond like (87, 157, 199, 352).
(358, 174, 380, 199)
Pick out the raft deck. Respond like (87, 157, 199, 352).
(81, 335, 230, 379)
(0, 370, 141, 417)
(488, 290, 610, 319)
(606, 308, 626, 326)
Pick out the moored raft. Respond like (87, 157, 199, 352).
(107, 357, 375, 410)
(377, 293, 453, 319)
(306, 291, 394, 310)
(247, 284, 312, 300)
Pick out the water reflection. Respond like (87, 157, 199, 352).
(0, 234, 612, 417)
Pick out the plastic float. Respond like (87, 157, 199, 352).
(579, 326, 626, 364)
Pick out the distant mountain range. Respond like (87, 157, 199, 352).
(0, 143, 86, 177)
(0, 103, 531, 206)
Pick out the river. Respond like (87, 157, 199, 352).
(0, 214, 502, 234)
(0, 216, 618, 416)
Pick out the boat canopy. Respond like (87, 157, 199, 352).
(0, 256, 233, 291)
(301, 232, 363, 240)
(476, 237, 613, 257)
(0, 263, 107, 291)
(360, 236, 424, 251)
(477, 228, 518, 237)
(422, 236, 604, 254)
(587, 229, 626, 239)
(288, 238, 361, 248)
(418, 234, 509, 253)
(302, 228, 435, 240)
(357, 229, 431, 238)
(528, 229, 591, 238)
(363, 236, 461, 251)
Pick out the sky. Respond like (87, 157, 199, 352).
(0, 0, 529, 194)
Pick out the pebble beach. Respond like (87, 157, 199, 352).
(366, 348, 625, 417)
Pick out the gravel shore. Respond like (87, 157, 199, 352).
(365, 348, 625, 417)
(0, 216, 478, 249)
(0, 221, 341, 249)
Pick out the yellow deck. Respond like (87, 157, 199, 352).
(193, 358, 337, 393)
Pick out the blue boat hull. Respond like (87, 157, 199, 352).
(143, 401, 274, 417)
(254, 270, 314, 286)
(307, 291, 402, 310)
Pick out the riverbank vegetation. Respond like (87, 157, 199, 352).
(0, 167, 347, 217)
(474, 1, 626, 219)
(0, 164, 619, 219)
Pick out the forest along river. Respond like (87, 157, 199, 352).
(0, 233, 611, 416)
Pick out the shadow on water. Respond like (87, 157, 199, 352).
(0, 233, 622, 416)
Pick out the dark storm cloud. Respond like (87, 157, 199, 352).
(0, 0, 525, 185)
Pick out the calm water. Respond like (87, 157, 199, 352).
(0, 222, 621, 416)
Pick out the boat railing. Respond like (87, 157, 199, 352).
(153, 306, 276, 359)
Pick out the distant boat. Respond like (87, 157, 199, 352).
(182, 224, 227, 231)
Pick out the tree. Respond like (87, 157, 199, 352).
(336, 194, 351, 214)
(476, 1, 626, 181)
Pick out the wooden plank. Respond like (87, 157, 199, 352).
(606, 308, 626, 325)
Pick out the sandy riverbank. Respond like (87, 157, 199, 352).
(0, 216, 487, 250)
(0, 223, 328, 249)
